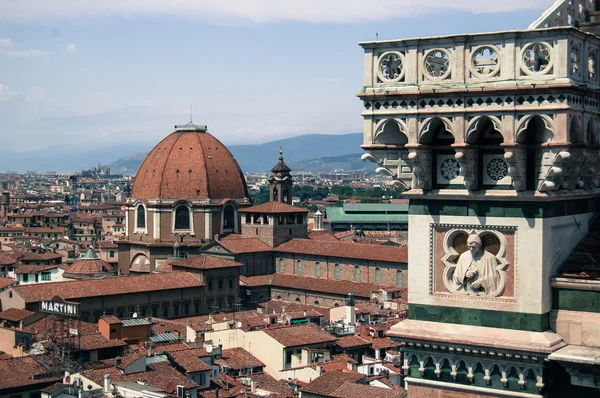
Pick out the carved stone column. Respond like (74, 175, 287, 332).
(504, 147, 527, 191)
(407, 147, 432, 190)
(455, 147, 478, 191)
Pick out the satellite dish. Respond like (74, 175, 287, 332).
(235, 321, 242, 328)
(206, 344, 213, 354)
(132, 313, 138, 318)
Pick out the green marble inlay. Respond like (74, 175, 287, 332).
(409, 198, 600, 219)
(553, 289, 600, 313)
(409, 304, 550, 332)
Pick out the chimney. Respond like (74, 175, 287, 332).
(104, 374, 112, 393)
(251, 380, 256, 393)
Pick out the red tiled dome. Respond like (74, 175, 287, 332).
(132, 125, 249, 200)
(67, 258, 114, 275)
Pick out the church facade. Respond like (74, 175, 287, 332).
(359, 1, 600, 396)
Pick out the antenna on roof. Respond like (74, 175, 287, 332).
(190, 104, 193, 123)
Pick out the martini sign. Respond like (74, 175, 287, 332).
(40, 296, 80, 317)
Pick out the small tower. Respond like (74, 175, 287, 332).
(269, 148, 293, 204)
(313, 208, 325, 231)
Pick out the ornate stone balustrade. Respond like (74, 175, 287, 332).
(360, 27, 600, 95)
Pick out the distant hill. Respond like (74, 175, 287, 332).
(289, 153, 373, 173)
(107, 133, 364, 175)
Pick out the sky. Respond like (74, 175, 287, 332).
(0, 0, 551, 153)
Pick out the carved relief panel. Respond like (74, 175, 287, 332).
(430, 225, 516, 301)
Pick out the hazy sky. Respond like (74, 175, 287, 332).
(0, 0, 550, 152)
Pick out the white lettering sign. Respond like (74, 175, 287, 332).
(40, 300, 79, 317)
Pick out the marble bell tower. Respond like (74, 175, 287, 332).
(358, 1, 600, 397)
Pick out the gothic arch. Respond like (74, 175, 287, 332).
(466, 116, 505, 145)
(374, 118, 408, 145)
(587, 116, 599, 144)
(569, 114, 584, 144)
(419, 117, 455, 145)
(516, 114, 554, 144)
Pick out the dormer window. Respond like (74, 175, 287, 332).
(174, 205, 191, 231)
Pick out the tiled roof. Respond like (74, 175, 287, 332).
(131, 130, 249, 200)
(335, 335, 372, 349)
(82, 361, 198, 390)
(240, 202, 308, 214)
(65, 258, 114, 275)
(560, 216, 600, 280)
(14, 264, 57, 274)
(263, 323, 336, 347)
(0, 253, 16, 265)
(118, 350, 147, 370)
(171, 254, 242, 270)
(0, 356, 62, 390)
(20, 252, 63, 261)
(0, 308, 35, 322)
(299, 370, 365, 396)
(77, 333, 127, 351)
(215, 347, 265, 370)
(330, 382, 406, 398)
(168, 348, 212, 373)
(11, 272, 203, 303)
(276, 239, 408, 264)
(234, 372, 297, 397)
(218, 236, 274, 253)
(308, 231, 340, 242)
(100, 315, 121, 325)
(241, 274, 399, 299)
(0, 277, 16, 290)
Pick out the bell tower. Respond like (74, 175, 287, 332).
(358, 3, 600, 396)
(269, 148, 293, 205)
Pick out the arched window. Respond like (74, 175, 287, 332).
(315, 261, 321, 278)
(375, 267, 381, 284)
(279, 258, 285, 273)
(396, 270, 404, 287)
(334, 263, 341, 280)
(174, 205, 190, 230)
(314, 300, 320, 306)
(297, 260, 303, 276)
(354, 266, 361, 283)
(223, 205, 235, 230)
(136, 205, 146, 229)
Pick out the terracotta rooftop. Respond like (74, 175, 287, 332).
(308, 231, 340, 242)
(240, 202, 308, 214)
(168, 348, 213, 373)
(77, 333, 127, 351)
(299, 370, 365, 396)
(330, 382, 406, 398)
(0, 277, 16, 290)
(241, 274, 401, 299)
(65, 250, 114, 276)
(81, 361, 198, 390)
(131, 129, 249, 200)
(0, 356, 62, 390)
(100, 315, 121, 325)
(0, 253, 16, 265)
(20, 252, 63, 261)
(276, 239, 408, 264)
(215, 347, 265, 371)
(170, 254, 243, 270)
(218, 235, 274, 253)
(11, 272, 203, 303)
(0, 308, 35, 322)
(263, 323, 336, 347)
(14, 264, 57, 274)
(560, 216, 600, 280)
(335, 335, 372, 349)
(234, 372, 297, 397)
